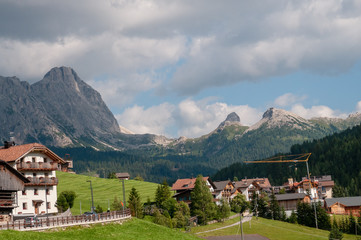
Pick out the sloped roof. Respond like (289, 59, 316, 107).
(234, 180, 252, 189)
(0, 160, 30, 183)
(0, 143, 65, 164)
(171, 177, 211, 191)
(325, 196, 361, 208)
(318, 180, 334, 187)
(239, 178, 272, 189)
(275, 193, 307, 201)
(115, 172, 130, 178)
(213, 180, 232, 192)
(293, 179, 318, 188)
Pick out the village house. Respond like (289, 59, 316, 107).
(232, 180, 258, 201)
(285, 178, 319, 200)
(213, 180, 234, 204)
(171, 177, 216, 204)
(0, 142, 71, 217)
(115, 172, 130, 180)
(0, 160, 29, 223)
(325, 196, 361, 217)
(313, 175, 334, 199)
(232, 178, 272, 201)
(275, 193, 311, 213)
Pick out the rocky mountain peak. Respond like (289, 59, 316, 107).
(348, 112, 361, 118)
(247, 107, 311, 132)
(44, 66, 79, 82)
(218, 112, 242, 128)
(225, 112, 240, 122)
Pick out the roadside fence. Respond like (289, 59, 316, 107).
(0, 209, 131, 231)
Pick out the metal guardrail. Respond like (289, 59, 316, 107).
(0, 209, 131, 231)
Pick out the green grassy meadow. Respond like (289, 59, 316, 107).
(56, 171, 162, 215)
(193, 217, 356, 240)
(0, 218, 202, 240)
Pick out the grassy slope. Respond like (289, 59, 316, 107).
(0, 218, 202, 240)
(56, 171, 161, 215)
(192, 217, 355, 240)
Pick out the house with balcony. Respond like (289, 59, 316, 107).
(171, 177, 216, 204)
(213, 180, 234, 205)
(0, 142, 70, 216)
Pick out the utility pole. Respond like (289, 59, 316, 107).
(240, 213, 244, 240)
(87, 180, 95, 212)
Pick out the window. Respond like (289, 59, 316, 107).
(44, 158, 47, 163)
(23, 203, 27, 210)
(47, 202, 51, 209)
(33, 173, 37, 177)
(34, 189, 38, 195)
(45, 173, 49, 177)
(22, 190, 26, 195)
(46, 189, 50, 195)
(32, 157, 36, 163)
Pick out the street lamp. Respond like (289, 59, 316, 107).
(87, 180, 95, 212)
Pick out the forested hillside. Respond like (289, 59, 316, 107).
(213, 124, 361, 196)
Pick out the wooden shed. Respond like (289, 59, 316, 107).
(0, 160, 29, 222)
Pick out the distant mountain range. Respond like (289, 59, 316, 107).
(0, 67, 167, 149)
(1, 67, 361, 181)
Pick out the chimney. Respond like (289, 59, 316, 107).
(4, 141, 15, 149)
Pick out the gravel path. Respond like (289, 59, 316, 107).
(196, 215, 252, 235)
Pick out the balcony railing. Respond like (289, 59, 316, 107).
(17, 162, 58, 171)
(25, 177, 58, 186)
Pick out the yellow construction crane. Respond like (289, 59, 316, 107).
(244, 153, 312, 180)
(245, 152, 319, 229)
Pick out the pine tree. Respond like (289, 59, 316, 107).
(155, 179, 171, 209)
(128, 187, 143, 218)
(174, 201, 190, 228)
(217, 198, 231, 222)
(111, 196, 123, 210)
(269, 191, 280, 220)
(190, 175, 216, 225)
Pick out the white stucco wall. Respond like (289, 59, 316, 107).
(12, 152, 59, 216)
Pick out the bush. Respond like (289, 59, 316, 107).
(95, 204, 103, 213)
(329, 226, 343, 240)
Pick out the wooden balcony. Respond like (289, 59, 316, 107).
(25, 177, 58, 186)
(17, 162, 58, 171)
(0, 191, 16, 208)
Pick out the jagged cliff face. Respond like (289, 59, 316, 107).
(0, 75, 72, 146)
(0, 67, 122, 147)
(31, 67, 121, 142)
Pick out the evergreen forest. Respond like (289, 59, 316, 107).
(213, 124, 361, 196)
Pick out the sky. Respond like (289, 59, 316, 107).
(1, 0, 361, 138)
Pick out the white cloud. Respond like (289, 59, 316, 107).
(116, 99, 263, 138)
(356, 101, 361, 112)
(116, 103, 176, 136)
(291, 104, 347, 119)
(274, 93, 307, 107)
(1, 0, 361, 100)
